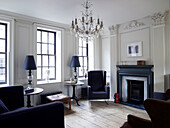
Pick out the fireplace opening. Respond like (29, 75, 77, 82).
(127, 80, 144, 104)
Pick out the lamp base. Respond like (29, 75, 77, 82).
(26, 74, 34, 91)
(73, 68, 78, 83)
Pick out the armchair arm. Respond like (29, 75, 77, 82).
(104, 85, 110, 98)
(144, 98, 170, 128)
(127, 115, 152, 128)
(166, 89, 170, 99)
(104, 85, 110, 92)
(87, 86, 92, 99)
(0, 102, 64, 128)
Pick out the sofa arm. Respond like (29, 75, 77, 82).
(0, 102, 64, 128)
(127, 115, 152, 128)
(0, 85, 24, 110)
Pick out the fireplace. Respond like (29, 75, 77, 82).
(117, 65, 154, 109)
(127, 80, 144, 104)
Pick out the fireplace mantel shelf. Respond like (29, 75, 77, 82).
(117, 65, 154, 69)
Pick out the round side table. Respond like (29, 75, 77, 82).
(24, 88, 44, 107)
(64, 81, 84, 106)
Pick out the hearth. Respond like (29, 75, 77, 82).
(117, 65, 154, 109)
(127, 80, 144, 104)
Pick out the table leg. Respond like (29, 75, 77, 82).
(74, 96, 80, 106)
(72, 85, 80, 106)
(27, 95, 32, 107)
(69, 99, 71, 110)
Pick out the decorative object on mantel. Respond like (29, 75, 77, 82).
(151, 11, 168, 26)
(121, 61, 127, 65)
(70, 56, 81, 83)
(106, 82, 110, 86)
(71, 0, 104, 39)
(137, 60, 146, 65)
(23, 55, 37, 91)
(127, 41, 142, 57)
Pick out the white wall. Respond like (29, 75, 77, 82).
(164, 1, 170, 90)
(101, 37, 110, 82)
(0, 10, 75, 105)
(100, 11, 169, 100)
(120, 28, 150, 64)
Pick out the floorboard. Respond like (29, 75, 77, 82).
(64, 100, 149, 128)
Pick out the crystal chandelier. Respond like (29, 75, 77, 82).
(71, 0, 104, 38)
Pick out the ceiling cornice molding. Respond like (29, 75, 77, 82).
(151, 11, 169, 26)
(123, 20, 145, 30)
(0, 9, 70, 29)
(105, 10, 168, 35)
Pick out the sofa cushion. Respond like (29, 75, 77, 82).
(0, 99, 9, 113)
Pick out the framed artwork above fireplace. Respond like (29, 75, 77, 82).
(127, 41, 142, 57)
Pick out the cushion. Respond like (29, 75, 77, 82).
(0, 99, 9, 113)
(88, 71, 106, 91)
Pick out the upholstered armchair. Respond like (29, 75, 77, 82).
(121, 89, 170, 128)
(87, 70, 110, 100)
(0, 85, 64, 128)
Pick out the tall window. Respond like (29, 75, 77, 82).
(37, 29, 57, 82)
(78, 38, 88, 77)
(78, 38, 94, 77)
(0, 23, 7, 84)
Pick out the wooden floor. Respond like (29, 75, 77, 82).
(64, 100, 150, 128)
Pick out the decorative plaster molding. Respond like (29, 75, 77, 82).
(151, 11, 168, 26)
(124, 20, 145, 30)
(108, 24, 119, 35)
(109, 25, 115, 31)
(109, 25, 119, 31)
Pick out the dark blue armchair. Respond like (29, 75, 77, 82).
(0, 85, 64, 128)
(87, 70, 110, 100)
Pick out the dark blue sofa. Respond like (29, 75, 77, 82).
(0, 85, 64, 128)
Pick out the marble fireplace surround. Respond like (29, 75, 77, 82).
(122, 76, 147, 102)
(117, 65, 154, 103)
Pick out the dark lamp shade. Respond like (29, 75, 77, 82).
(23, 55, 37, 70)
(70, 56, 81, 67)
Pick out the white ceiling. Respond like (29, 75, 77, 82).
(0, 0, 169, 28)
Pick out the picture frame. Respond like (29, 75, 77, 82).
(127, 41, 142, 57)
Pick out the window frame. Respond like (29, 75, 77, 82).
(0, 22, 7, 84)
(78, 38, 89, 78)
(37, 29, 57, 81)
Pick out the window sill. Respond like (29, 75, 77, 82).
(37, 80, 61, 85)
(0, 84, 10, 87)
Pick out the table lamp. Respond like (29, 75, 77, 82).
(23, 55, 37, 89)
(70, 56, 80, 83)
